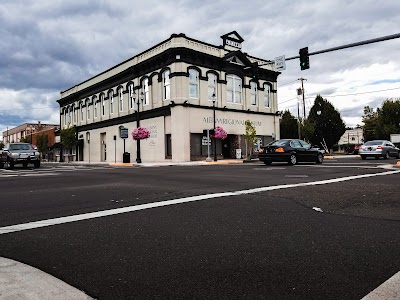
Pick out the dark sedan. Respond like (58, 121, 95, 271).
(258, 139, 324, 165)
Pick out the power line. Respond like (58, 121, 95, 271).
(279, 86, 400, 104)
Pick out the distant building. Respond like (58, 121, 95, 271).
(338, 128, 364, 153)
(2, 122, 59, 145)
(58, 31, 281, 163)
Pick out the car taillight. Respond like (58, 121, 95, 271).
(275, 147, 285, 153)
(377, 146, 382, 149)
(258, 148, 264, 153)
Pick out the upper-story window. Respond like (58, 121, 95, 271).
(189, 69, 199, 98)
(80, 102, 84, 121)
(142, 78, 149, 106)
(129, 84, 135, 109)
(163, 70, 170, 101)
(250, 82, 257, 105)
(86, 99, 90, 120)
(101, 94, 105, 116)
(73, 105, 77, 123)
(64, 108, 68, 127)
(264, 83, 270, 108)
(118, 88, 123, 112)
(208, 73, 217, 101)
(93, 96, 98, 118)
(69, 106, 73, 124)
(227, 74, 242, 104)
(109, 91, 114, 114)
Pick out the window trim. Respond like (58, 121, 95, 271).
(163, 70, 170, 101)
(189, 68, 199, 99)
(250, 81, 257, 106)
(226, 74, 242, 104)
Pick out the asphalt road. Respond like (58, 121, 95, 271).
(0, 157, 399, 299)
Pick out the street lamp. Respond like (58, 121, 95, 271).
(212, 92, 217, 161)
(135, 91, 144, 163)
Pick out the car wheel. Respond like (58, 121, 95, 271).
(288, 154, 297, 165)
(361, 155, 366, 160)
(383, 152, 389, 160)
(0, 161, 3, 169)
(316, 153, 323, 164)
(8, 160, 14, 169)
(263, 161, 272, 165)
(34, 161, 41, 168)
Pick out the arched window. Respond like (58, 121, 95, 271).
(142, 78, 149, 106)
(189, 69, 199, 99)
(86, 99, 90, 120)
(207, 73, 217, 101)
(226, 74, 242, 104)
(263, 83, 270, 108)
(80, 101, 84, 121)
(101, 94, 105, 116)
(93, 96, 98, 118)
(109, 91, 114, 114)
(69, 106, 73, 124)
(118, 88, 123, 112)
(250, 82, 257, 106)
(129, 84, 135, 109)
(163, 70, 170, 101)
(64, 107, 68, 127)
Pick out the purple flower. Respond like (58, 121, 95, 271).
(132, 127, 150, 140)
(212, 126, 227, 139)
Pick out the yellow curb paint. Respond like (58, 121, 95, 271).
(109, 163, 134, 167)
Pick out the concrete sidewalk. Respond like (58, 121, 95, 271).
(0, 257, 94, 300)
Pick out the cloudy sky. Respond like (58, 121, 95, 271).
(1, 0, 399, 140)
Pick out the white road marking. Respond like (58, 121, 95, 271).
(1, 170, 399, 235)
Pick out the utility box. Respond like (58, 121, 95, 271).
(123, 152, 130, 163)
(236, 149, 242, 159)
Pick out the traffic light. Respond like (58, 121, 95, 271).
(299, 47, 309, 70)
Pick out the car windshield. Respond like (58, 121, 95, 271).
(9, 144, 33, 150)
(364, 141, 383, 146)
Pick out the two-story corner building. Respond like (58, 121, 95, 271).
(57, 31, 281, 163)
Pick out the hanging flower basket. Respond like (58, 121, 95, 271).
(211, 126, 227, 140)
(131, 127, 150, 140)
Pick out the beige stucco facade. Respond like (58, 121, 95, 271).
(58, 32, 281, 163)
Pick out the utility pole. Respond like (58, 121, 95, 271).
(298, 77, 307, 118)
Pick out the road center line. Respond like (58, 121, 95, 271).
(1, 170, 399, 235)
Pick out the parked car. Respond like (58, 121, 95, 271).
(359, 140, 400, 160)
(0, 143, 40, 169)
(258, 139, 324, 165)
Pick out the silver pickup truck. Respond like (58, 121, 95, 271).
(0, 143, 40, 169)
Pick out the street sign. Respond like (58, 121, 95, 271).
(202, 136, 211, 146)
(120, 128, 128, 139)
(274, 55, 286, 71)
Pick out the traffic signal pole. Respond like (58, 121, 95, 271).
(286, 32, 400, 62)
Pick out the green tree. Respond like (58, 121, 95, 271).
(362, 99, 400, 141)
(60, 127, 77, 162)
(280, 110, 299, 138)
(362, 106, 378, 141)
(36, 133, 49, 160)
(300, 118, 315, 142)
(375, 99, 400, 139)
(20, 137, 28, 143)
(307, 95, 346, 150)
(243, 120, 257, 160)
